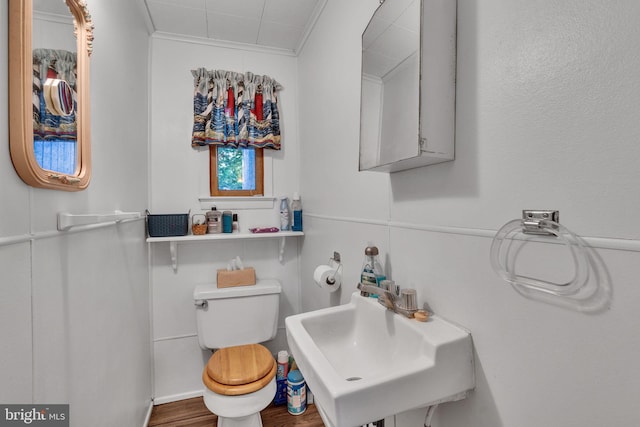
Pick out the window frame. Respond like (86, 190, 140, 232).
(209, 145, 264, 197)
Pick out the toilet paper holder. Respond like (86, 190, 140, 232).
(326, 252, 342, 285)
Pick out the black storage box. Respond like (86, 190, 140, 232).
(146, 211, 189, 237)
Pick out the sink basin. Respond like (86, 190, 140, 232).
(285, 292, 474, 427)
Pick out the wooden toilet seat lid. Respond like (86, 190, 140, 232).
(203, 344, 276, 396)
(203, 361, 276, 396)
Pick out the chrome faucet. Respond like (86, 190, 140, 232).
(357, 282, 418, 318)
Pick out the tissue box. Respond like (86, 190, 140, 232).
(217, 267, 256, 288)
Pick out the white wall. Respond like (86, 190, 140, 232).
(298, 0, 640, 426)
(148, 36, 302, 403)
(33, 13, 75, 51)
(0, 1, 152, 426)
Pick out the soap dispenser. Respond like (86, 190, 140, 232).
(360, 246, 386, 296)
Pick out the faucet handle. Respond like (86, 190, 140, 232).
(398, 288, 418, 311)
(357, 282, 396, 303)
(378, 293, 396, 310)
(380, 279, 400, 296)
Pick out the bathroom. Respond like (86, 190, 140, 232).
(1, 0, 640, 426)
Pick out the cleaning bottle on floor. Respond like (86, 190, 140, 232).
(274, 350, 289, 405)
(287, 370, 307, 415)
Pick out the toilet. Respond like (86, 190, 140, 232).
(193, 280, 282, 427)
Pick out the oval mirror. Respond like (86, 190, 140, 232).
(9, 0, 93, 190)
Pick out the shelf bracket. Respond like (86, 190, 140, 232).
(170, 241, 178, 272)
(279, 237, 285, 263)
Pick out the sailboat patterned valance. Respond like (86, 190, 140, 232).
(191, 68, 282, 150)
(33, 48, 77, 141)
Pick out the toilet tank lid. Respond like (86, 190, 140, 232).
(193, 279, 282, 300)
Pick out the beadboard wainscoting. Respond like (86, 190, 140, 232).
(300, 212, 640, 426)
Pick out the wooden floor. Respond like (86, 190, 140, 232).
(148, 397, 325, 427)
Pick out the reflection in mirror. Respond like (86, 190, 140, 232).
(360, 0, 421, 170)
(9, 0, 93, 190)
(32, 1, 78, 175)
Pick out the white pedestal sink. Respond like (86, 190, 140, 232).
(285, 292, 474, 427)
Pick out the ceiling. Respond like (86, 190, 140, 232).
(362, 0, 420, 79)
(33, 0, 325, 56)
(33, 0, 71, 16)
(143, 0, 326, 55)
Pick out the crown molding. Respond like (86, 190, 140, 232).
(151, 31, 297, 57)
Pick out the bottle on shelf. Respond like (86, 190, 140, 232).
(222, 211, 233, 233)
(232, 213, 239, 232)
(206, 207, 222, 234)
(291, 193, 303, 232)
(279, 197, 290, 231)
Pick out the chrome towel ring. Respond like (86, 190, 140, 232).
(490, 210, 591, 298)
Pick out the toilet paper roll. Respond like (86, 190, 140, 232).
(313, 265, 342, 293)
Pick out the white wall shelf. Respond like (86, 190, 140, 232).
(147, 231, 304, 271)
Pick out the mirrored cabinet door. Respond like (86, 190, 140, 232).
(359, 0, 457, 173)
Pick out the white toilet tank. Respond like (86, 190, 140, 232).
(193, 279, 281, 350)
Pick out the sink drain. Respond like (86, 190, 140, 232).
(345, 376, 362, 381)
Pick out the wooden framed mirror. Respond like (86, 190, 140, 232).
(9, 0, 93, 190)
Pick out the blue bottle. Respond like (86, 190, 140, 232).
(222, 211, 233, 233)
(291, 192, 303, 232)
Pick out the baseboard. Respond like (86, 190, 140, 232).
(153, 390, 204, 406)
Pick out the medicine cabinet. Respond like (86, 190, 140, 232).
(359, 0, 457, 173)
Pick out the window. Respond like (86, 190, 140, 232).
(210, 146, 263, 196)
(34, 138, 77, 175)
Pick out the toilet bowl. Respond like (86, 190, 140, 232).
(202, 344, 277, 427)
(202, 344, 276, 427)
(193, 281, 282, 427)
(203, 380, 277, 427)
